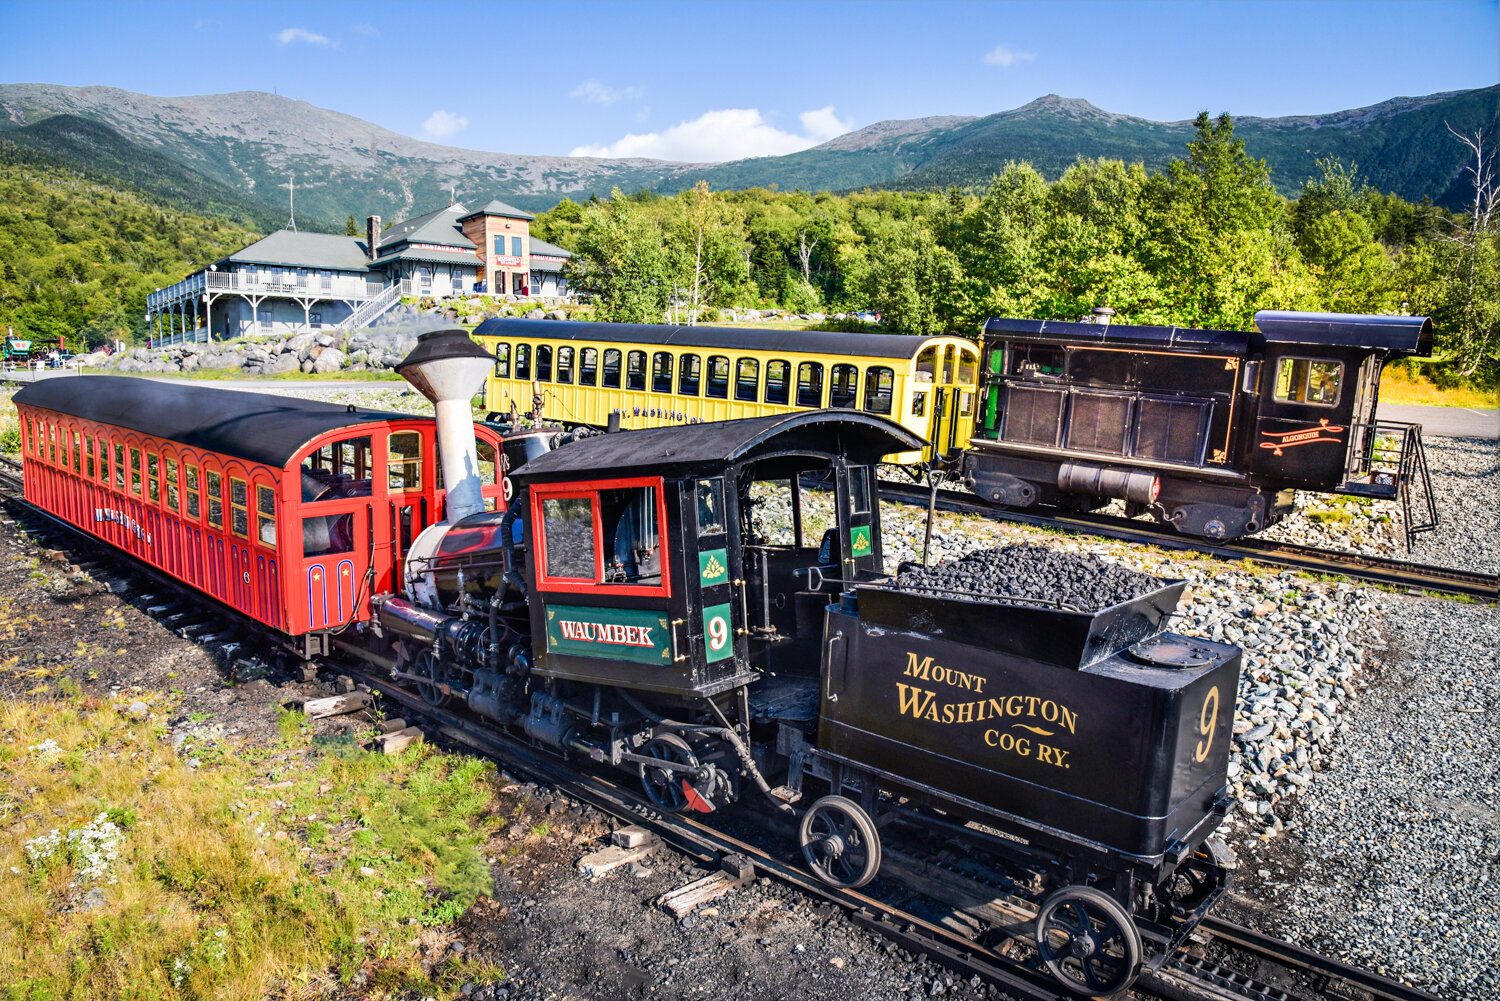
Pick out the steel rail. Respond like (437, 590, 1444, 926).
(876, 479, 1499, 601)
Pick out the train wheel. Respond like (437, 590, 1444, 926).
(638, 734, 699, 813)
(798, 795, 881, 889)
(1161, 855, 1221, 912)
(1034, 885, 1142, 996)
(413, 650, 450, 708)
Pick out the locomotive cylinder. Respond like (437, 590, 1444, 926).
(1057, 462, 1159, 505)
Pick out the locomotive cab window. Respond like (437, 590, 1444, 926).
(534, 478, 670, 596)
(1273, 358, 1343, 407)
(1012, 344, 1065, 378)
(602, 486, 661, 585)
(478, 440, 500, 511)
(697, 478, 725, 536)
(541, 496, 597, 581)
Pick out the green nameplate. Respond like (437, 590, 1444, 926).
(545, 604, 671, 665)
(702, 602, 734, 662)
(699, 547, 729, 587)
(849, 524, 872, 559)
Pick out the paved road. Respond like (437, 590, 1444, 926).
(1376, 403, 1498, 439)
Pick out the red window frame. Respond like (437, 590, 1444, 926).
(530, 476, 671, 598)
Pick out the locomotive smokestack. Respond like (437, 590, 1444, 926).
(1091, 305, 1115, 326)
(396, 328, 493, 523)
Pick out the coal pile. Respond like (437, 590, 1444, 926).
(894, 544, 1167, 611)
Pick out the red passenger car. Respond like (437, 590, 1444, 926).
(14, 377, 509, 646)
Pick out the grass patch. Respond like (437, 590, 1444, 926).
(0, 692, 508, 999)
(1378, 366, 1498, 408)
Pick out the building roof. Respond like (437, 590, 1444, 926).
(377, 204, 477, 253)
(14, 376, 416, 468)
(511, 411, 926, 484)
(222, 231, 372, 272)
(528, 237, 572, 258)
(528, 258, 564, 273)
(372, 247, 482, 268)
(458, 199, 535, 223)
(472, 318, 962, 361)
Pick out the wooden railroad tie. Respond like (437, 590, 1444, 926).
(656, 854, 756, 919)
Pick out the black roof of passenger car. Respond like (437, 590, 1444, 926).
(473, 318, 965, 361)
(14, 376, 415, 468)
(511, 411, 928, 484)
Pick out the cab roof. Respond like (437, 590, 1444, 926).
(14, 376, 414, 468)
(511, 410, 927, 484)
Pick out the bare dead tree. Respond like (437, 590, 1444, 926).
(797, 228, 819, 284)
(1442, 123, 1499, 377)
(1447, 123, 1496, 234)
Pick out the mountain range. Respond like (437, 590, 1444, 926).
(2, 82, 1495, 232)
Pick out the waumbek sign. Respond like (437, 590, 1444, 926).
(544, 604, 672, 665)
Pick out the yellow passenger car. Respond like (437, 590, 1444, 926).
(472, 319, 980, 463)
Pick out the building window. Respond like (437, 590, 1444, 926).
(536, 345, 553, 382)
(229, 478, 249, 538)
(1274, 358, 1343, 406)
(706, 355, 730, 399)
(165, 458, 180, 511)
(735, 358, 759, 402)
(494, 343, 510, 378)
(626, 350, 647, 391)
(419, 267, 432, 291)
(652, 351, 673, 393)
(765, 360, 790, 405)
(580, 347, 598, 386)
(515, 344, 531, 380)
(207, 471, 223, 529)
(494, 236, 504, 255)
(603, 349, 622, 388)
(830, 364, 859, 409)
(679, 353, 702, 396)
(557, 346, 574, 384)
(797, 362, 824, 408)
(257, 485, 277, 548)
(512, 236, 522, 257)
(864, 366, 895, 415)
(321, 270, 332, 290)
(389, 431, 422, 491)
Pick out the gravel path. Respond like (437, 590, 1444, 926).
(1407, 435, 1499, 574)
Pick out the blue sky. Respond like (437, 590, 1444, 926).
(1, 0, 1495, 162)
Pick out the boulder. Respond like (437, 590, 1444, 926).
(286, 332, 318, 355)
(526, 308, 546, 319)
(312, 348, 346, 374)
(242, 347, 271, 364)
(265, 354, 301, 375)
(115, 357, 140, 373)
(178, 354, 200, 371)
(547, 309, 566, 321)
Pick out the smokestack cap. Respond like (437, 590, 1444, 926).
(396, 328, 494, 403)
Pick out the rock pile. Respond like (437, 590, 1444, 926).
(893, 543, 1167, 611)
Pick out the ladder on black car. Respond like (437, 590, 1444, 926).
(1341, 420, 1439, 549)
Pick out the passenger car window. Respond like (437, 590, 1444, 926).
(580, 348, 599, 386)
(536, 345, 553, 382)
(557, 346, 574, 384)
(626, 350, 647, 391)
(829, 364, 858, 408)
(679, 353, 702, 395)
(493, 343, 510, 378)
(229, 478, 249, 538)
(207, 471, 223, 528)
(146, 453, 159, 503)
(915, 347, 937, 384)
(864, 366, 894, 414)
(796, 362, 824, 408)
(652, 351, 673, 393)
(389, 431, 422, 491)
(958, 349, 977, 385)
(129, 448, 142, 495)
(257, 485, 277, 548)
(1274, 358, 1343, 406)
(542, 497, 597, 579)
(735, 358, 759, 402)
(603, 349, 622, 389)
(303, 435, 374, 498)
(515, 344, 532, 381)
(765, 360, 790, 405)
(706, 355, 730, 399)
(185, 466, 200, 519)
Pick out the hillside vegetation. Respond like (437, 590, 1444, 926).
(0, 145, 259, 349)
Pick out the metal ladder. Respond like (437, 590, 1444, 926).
(1342, 420, 1439, 548)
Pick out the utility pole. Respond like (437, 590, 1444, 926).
(286, 172, 297, 231)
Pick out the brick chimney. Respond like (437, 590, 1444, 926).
(366, 215, 381, 262)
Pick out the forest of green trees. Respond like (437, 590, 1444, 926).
(534, 114, 1498, 385)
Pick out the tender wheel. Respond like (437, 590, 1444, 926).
(638, 734, 699, 813)
(1034, 885, 1142, 997)
(413, 650, 449, 708)
(1161, 855, 1222, 912)
(799, 795, 881, 889)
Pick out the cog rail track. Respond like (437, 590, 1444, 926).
(0, 456, 1446, 1001)
(877, 479, 1499, 601)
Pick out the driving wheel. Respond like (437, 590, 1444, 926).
(798, 795, 881, 889)
(638, 733, 699, 812)
(413, 650, 450, 708)
(1034, 885, 1142, 996)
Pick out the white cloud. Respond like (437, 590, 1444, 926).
(569, 106, 855, 162)
(422, 110, 468, 140)
(352, 23, 379, 36)
(983, 44, 1036, 67)
(569, 80, 645, 105)
(275, 27, 330, 46)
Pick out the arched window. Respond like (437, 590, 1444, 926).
(829, 364, 858, 408)
(580, 347, 599, 386)
(603, 349, 622, 388)
(864, 366, 895, 415)
(706, 355, 730, 398)
(796, 362, 824, 407)
(958, 349, 977, 386)
(765, 360, 790, 405)
(735, 358, 759, 402)
(557, 346, 574, 384)
(515, 343, 532, 380)
(915, 346, 936, 384)
(942, 345, 955, 383)
(652, 351, 674, 393)
(536, 344, 553, 382)
(493, 343, 510, 378)
(679, 353, 702, 395)
(626, 350, 647, 391)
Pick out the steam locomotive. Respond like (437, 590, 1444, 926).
(14, 330, 1244, 995)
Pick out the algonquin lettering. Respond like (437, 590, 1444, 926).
(557, 620, 655, 648)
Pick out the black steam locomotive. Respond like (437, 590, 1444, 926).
(964, 309, 1437, 542)
(16, 331, 1244, 996)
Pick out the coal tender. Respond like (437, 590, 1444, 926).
(812, 544, 1240, 993)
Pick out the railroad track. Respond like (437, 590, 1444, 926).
(877, 479, 1500, 601)
(0, 459, 1448, 1001)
